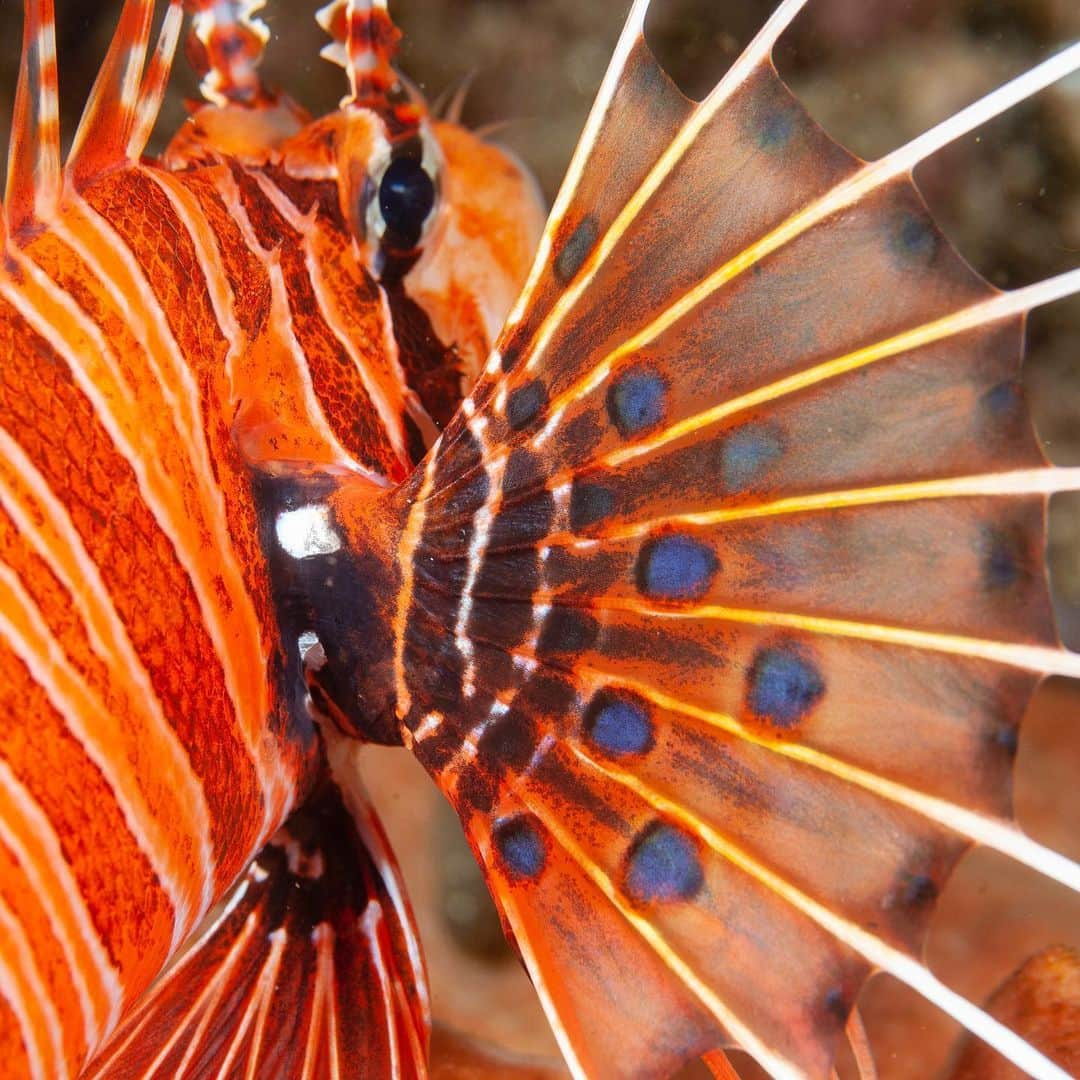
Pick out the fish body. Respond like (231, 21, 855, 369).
(0, 2, 540, 1074)
(0, 2, 1078, 1079)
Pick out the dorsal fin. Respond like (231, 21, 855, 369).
(127, 0, 184, 161)
(184, 0, 273, 107)
(67, 0, 182, 188)
(5, 0, 61, 238)
(316, 0, 410, 115)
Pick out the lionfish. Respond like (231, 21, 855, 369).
(0, 0, 1077, 1076)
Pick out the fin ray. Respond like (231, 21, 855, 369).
(569, 743, 1068, 1080)
(126, 0, 183, 161)
(83, 778, 429, 1079)
(67, 0, 156, 186)
(6, 0, 61, 235)
(366, 4, 1080, 1075)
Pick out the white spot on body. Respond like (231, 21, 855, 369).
(298, 631, 327, 671)
(275, 504, 342, 559)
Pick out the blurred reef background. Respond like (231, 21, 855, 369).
(0, 2, 1077, 1077)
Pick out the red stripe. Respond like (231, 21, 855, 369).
(227, 165, 407, 479)
(0, 989, 32, 1080)
(178, 169, 273, 341)
(0, 640, 171, 994)
(0, 837, 86, 1069)
(0, 292, 265, 891)
(81, 169, 281, 645)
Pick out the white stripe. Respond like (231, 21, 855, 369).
(0, 764, 123, 1041)
(246, 168, 412, 469)
(212, 928, 285, 1080)
(455, 418, 504, 699)
(307, 244, 411, 467)
(0, 951, 48, 1080)
(0, 763, 122, 1045)
(210, 166, 375, 479)
(143, 166, 300, 827)
(0, 255, 274, 893)
(0, 563, 190, 940)
(300, 923, 331, 1080)
(0, 800, 105, 1054)
(142, 912, 259, 1080)
(243, 928, 286, 1080)
(0, 428, 216, 934)
(0, 895, 66, 1079)
(47, 205, 212, 471)
(360, 904, 402, 1077)
(17, 201, 280, 834)
(393, 447, 441, 720)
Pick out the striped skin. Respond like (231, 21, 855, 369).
(0, 161, 328, 1078)
(0, 2, 546, 1071)
(0, 72, 543, 1080)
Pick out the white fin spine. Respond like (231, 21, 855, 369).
(127, 0, 184, 161)
(67, 0, 156, 188)
(6, 0, 61, 236)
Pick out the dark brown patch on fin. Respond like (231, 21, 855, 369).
(553, 215, 599, 285)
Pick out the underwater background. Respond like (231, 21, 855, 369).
(0, 2, 1076, 1076)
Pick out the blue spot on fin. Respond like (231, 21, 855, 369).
(625, 822, 703, 904)
(585, 691, 653, 756)
(493, 815, 547, 880)
(607, 367, 667, 437)
(721, 424, 783, 490)
(748, 645, 825, 728)
(637, 534, 717, 601)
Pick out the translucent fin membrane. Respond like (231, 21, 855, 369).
(377, 1, 1080, 1076)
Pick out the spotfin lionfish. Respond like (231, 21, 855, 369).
(0, 0, 1078, 1076)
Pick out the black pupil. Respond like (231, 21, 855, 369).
(378, 157, 436, 251)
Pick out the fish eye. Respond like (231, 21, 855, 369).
(365, 131, 441, 273)
(378, 156, 437, 251)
